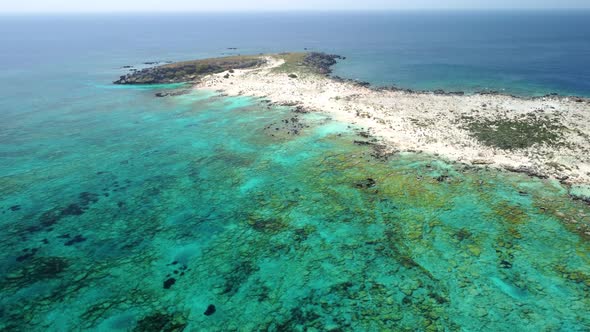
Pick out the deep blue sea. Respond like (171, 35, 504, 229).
(2, 11, 590, 100)
(1, 12, 590, 331)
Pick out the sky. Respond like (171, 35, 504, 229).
(2, 0, 589, 13)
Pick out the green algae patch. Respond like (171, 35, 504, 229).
(272, 52, 308, 74)
(493, 201, 529, 225)
(555, 265, 590, 287)
(247, 215, 288, 234)
(461, 114, 565, 150)
(272, 52, 343, 76)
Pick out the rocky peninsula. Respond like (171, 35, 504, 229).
(114, 55, 268, 84)
(116, 52, 590, 195)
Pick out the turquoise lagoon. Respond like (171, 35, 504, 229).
(1, 86, 590, 331)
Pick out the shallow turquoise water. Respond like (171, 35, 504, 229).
(1, 87, 590, 331)
(2, 12, 590, 331)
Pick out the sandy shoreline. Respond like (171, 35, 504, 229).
(195, 55, 590, 191)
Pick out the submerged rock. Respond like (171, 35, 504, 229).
(163, 277, 176, 289)
(64, 234, 87, 246)
(500, 260, 513, 269)
(355, 178, 377, 189)
(204, 304, 216, 316)
(434, 89, 465, 96)
(353, 140, 376, 146)
(155, 90, 190, 98)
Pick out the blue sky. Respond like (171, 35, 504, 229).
(2, 0, 589, 13)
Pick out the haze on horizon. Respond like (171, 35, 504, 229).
(2, 0, 590, 13)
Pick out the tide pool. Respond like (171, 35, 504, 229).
(1, 88, 589, 331)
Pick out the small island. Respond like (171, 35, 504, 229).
(116, 52, 590, 195)
(114, 52, 342, 84)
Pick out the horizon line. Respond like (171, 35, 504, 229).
(2, 8, 590, 15)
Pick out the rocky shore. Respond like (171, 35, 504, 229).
(192, 52, 590, 189)
(115, 52, 590, 189)
(113, 55, 267, 84)
(301, 52, 345, 75)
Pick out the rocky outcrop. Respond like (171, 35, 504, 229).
(114, 56, 266, 85)
(503, 165, 549, 179)
(332, 76, 372, 88)
(434, 89, 465, 96)
(154, 90, 191, 98)
(303, 52, 344, 75)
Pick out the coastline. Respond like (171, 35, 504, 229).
(191, 53, 590, 189)
(116, 52, 590, 191)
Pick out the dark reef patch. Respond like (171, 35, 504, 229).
(163, 277, 176, 289)
(263, 115, 308, 137)
(4, 256, 69, 287)
(453, 228, 472, 242)
(275, 306, 322, 331)
(204, 304, 216, 316)
(61, 204, 85, 216)
(247, 216, 288, 234)
(16, 248, 38, 262)
(64, 234, 87, 246)
(133, 312, 187, 332)
(222, 261, 259, 296)
(28, 192, 101, 234)
(165, 263, 189, 280)
(79, 192, 99, 206)
(500, 260, 513, 269)
(355, 178, 377, 189)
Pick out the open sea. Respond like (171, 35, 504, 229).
(1, 11, 590, 331)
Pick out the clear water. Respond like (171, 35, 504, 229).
(1, 12, 590, 331)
